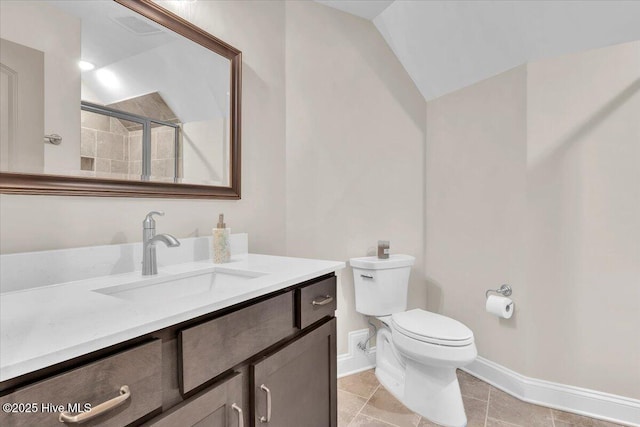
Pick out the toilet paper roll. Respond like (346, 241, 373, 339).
(486, 295, 514, 319)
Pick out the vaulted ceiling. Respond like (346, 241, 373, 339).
(316, 1, 640, 101)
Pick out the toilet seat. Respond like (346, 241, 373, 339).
(391, 309, 474, 347)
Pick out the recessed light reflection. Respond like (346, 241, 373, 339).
(96, 69, 119, 89)
(78, 60, 95, 71)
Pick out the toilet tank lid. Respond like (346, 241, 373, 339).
(349, 254, 415, 270)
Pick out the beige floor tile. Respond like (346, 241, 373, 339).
(463, 395, 489, 427)
(486, 418, 521, 427)
(417, 417, 439, 427)
(360, 387, 420, 427)
(487, 388, 553, 427)
(338, 369, 380, 399)
(339, 390, 368, 427)
(414, 395, 487, 427)
(457, 369, 491, 402)
(349, 413, 396, 426)
(551, 409, 624, 427)
(337, 371, 623, 427)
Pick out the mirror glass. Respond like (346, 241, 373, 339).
(0, 0, 233, 187)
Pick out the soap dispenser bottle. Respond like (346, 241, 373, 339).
(212, 214, 231, 263)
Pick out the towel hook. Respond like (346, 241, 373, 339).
(486, 284, 512, 299)
(44, 134, 62, 145)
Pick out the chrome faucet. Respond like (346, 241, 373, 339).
(142, 211, 180, 275)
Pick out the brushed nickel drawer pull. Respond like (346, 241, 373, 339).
(232, 403, 244, 427)
(311, 295, 334, 306)
(259, 384, 271, 423)
(59, 385, 130, 424)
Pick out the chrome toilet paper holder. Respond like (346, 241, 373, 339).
(486, 284, 512, 298)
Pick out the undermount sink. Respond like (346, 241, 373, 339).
(94, 268, 267, 303)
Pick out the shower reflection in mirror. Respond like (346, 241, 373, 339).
(80, 100, 181, 182)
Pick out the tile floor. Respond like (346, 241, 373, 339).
(337, 369, 623, 427)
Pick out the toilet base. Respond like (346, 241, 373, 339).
(374, 328, 468, 427)
(403, 360, 467, 427)
(374, 326, 406, 400)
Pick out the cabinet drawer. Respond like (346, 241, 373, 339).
(295, 276, 337, 329)
(179, 292, 295, 394)
(145, 372, 243, 427)
(0, 340, 162, 427)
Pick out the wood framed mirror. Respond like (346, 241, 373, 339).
(0, 0, 241, 199)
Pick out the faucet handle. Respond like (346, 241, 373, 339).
(143, 211, 164, 229)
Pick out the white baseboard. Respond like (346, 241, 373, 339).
(463, 356, 640, 427)
(337, 329, 376, 378)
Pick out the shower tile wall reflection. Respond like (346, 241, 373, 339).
(80, 110, 128, 176)
(150, 124, 180, 180)
(128, 131, 142, 176)
(80, 110, 181, 180)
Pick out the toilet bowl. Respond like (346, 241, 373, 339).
(350, 255, 477, 427)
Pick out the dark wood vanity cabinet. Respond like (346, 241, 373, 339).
(0, 341, 163, 427)
(252, 319, 336, 427)
(179, 292, 296, 395)
(296, 277, 337, 329)
(0, 273, 337, 427)
(145, 372, 243, 427)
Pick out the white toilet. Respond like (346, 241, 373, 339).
(350, 254, 477, 427)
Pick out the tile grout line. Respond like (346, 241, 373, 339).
(353, 386, 421, 427)
(462, 394, 491, 404)
(484, 386, 491, 427)
(359, 413, 400, 427)
(346, 383, 381, 427)
(487, 418, 523, 427)
(352, 385, 417, 427)
(339, 387, 375, 401)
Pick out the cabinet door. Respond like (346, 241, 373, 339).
(252, 318, 336, 427)
(146, 372, 244, 427)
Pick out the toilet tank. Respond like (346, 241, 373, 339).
(349, 254, 415, 316)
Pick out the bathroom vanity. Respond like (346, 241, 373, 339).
(0, 236, 343, 426)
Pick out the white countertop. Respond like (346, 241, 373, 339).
(0, 254, 345, 382)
